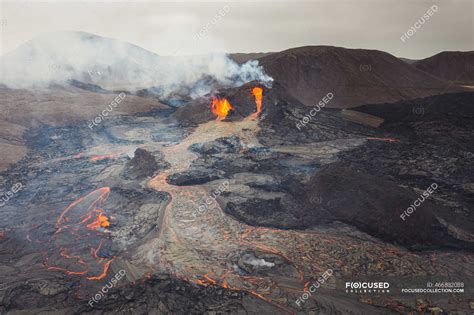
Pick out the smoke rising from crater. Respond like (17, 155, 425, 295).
(0, 31, 273, 97)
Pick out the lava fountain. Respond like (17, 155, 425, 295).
(211, 97, 233, 120)
(247, 86, 264, 120)
(252, 87, 263, 114)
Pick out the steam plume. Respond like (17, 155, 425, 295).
(0, 31, 273, 97)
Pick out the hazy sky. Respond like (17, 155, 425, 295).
(0, 0, 473, 59)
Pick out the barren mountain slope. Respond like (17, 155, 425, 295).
(414, 51, 474, 84)
(258, 46, 461, 108)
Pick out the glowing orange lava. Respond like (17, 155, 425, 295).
(56, 187, 110, 229)
(211, 97, 233, 120)
(86, 209, 110, 229)
(246, 86, 264, 120)
(251, 87, 263, 114)
(86, 259, 113, 280)
(44, 187, 114, 282)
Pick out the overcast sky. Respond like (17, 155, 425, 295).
(0, 0, 473, 59)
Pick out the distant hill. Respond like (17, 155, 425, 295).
(229, 52, 275, 64)
(399, 57, 418, 64)
(413, 51, 474, 84)
(258, 46, 459, 108)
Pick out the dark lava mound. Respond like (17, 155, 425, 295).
(122, 148, 170, 180)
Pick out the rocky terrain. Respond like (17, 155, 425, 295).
(0, 39, 473, 314)
(0, 81, 472, 314)
(0, 84, 169, 170)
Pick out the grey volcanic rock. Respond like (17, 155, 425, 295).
(166, 169, 224, 186)
(122, 148, 169, 180)
(225, 196, 302, 229)
(190, 135, 243, 154)
(302, 163, 471, 249)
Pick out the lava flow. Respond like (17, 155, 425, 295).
(211, 97, 233, 120)
(40, 187, 114, 281)
(247, 86, 264, 120)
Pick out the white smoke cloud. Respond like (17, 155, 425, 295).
(0, 31, 273, 98)
(242, 253, 275, 268)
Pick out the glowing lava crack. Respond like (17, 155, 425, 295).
(39, 188, 114, 281)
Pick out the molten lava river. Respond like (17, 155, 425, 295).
(132, 118, 470, 312)
(16, 100, 471, 313)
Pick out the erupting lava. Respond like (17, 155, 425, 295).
(251, 87, 263, 114)
(247, 86, 264, 120)
(211, 97, 233, 120)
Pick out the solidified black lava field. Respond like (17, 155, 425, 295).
(0, 86, 473, 314)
